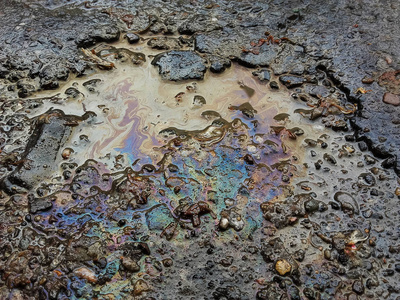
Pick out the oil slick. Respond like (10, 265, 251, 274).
(1, 41, 399, 300)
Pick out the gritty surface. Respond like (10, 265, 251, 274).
(0, 0, 400, 299)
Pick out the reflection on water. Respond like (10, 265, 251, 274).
(1, 42, 398, 300)
(29, 44, 321, 171)
(0, 41, 327, 198)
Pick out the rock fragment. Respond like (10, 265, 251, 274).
(147, 37, 182, 50)
(275, 259, 292, 275)
(151, 50, 207, 81)
(0, 110, 83, 194)
(133, 279, 149, 296)
(208, 55, 231, 73)
(383, 93, 400, 106)
(252, 69, 271, 81)
(121, 257, 140, 272)
(74, 267, 97, 283)
(125, 32, 140, 44)
(279, 75, 306, 88)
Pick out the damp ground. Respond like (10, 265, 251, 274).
(1, 1, 400, 300)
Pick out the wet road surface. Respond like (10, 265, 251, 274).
(0, 1, 399, 299)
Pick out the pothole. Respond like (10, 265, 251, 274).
(0, 37, 399, 300)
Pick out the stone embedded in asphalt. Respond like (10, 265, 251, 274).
(304, 84, 331, 98)
(151, 50, 207, 81)
(275, 259, 292, 275)
(279, 75, 306, 88)
(252, 69, 271, 81)
(125, 32, 140, 44)
(270, 81, 279, 89)
(0, 110, 92, 194)
(208, 55, 231, 73)
(76, 24, 120, 48)
(29, 196, 53, 214)
(39, 63, 70, 90)
(147, 36, 182, 50)
(133, 279, 149, 296)
(383, 93, 400, 106)
(362, 77, 374, 84)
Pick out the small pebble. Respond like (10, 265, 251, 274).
(275, 259, 291, 275)
(126, 32, 140, 44)
(270, 81, 279, 89)
(61, 148, 73, 159)
(383, 93, 400, 106)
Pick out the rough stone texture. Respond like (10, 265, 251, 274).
(279, 75, 306, 88)
(0, 110, 92, 194)
(252, 69, 271, 81)
(383, 93, 400, 106)
(0, 2, 122, 99)
(0, 111, 72, 194)
(125, 32, 140, 44)
(147, 36, 182, 50)
(207, 54, 232, 73)
(151, 50, 207, 81)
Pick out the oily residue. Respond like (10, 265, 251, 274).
(1, 41, 399, 300)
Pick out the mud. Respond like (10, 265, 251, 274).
(1, 1, 400, 299)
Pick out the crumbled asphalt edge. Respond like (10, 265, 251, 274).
(0, 0, 398, 175)
(0, 109, 95, 194)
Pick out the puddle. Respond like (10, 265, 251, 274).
(24, 42, 323, 173)
(0, 39, 399, 300)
